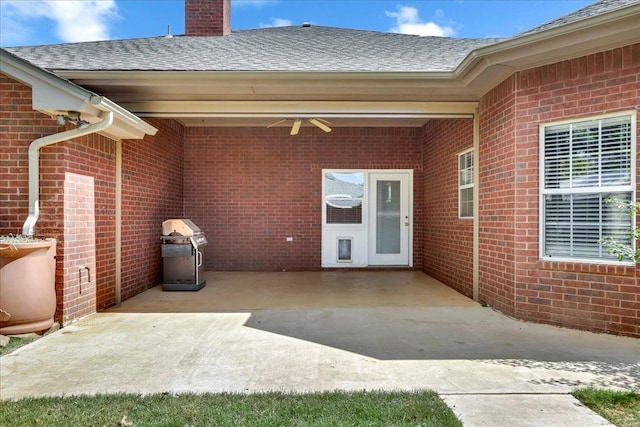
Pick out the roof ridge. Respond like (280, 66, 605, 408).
(231, 24, 500, 42)
(515, 0, 640, 37)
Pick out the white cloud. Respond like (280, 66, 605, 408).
(1, 0, 118, 45)
(259, 17, 292, 28)
(386, 5, 455, 37)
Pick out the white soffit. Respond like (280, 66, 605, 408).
(125, 101, 478, 118)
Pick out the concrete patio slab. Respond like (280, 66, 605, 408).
(442, 394, 615, 427)
(1, 272, 638, 426)
(107, 271, 479, 312)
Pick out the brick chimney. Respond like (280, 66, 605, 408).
(185, 0, 231, 36)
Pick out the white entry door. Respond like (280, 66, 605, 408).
(368, 173, 410, 265)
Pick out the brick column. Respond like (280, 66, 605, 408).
(61, 172, 97, 324)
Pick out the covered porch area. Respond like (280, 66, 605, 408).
(109, 270, 477, 313)
(2, 271, 638, 401)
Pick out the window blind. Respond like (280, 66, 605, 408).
(542, 115, 633, 261)
(459, 149, 474, 218)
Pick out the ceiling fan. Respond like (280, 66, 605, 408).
(267, 118, 332, 135)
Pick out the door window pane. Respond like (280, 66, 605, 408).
(376, 180, 401, 254)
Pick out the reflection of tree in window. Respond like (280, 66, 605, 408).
(542, 115, 633, 261)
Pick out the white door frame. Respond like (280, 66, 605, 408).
(368, 171, 412, 266)
(321, 169, 413, 267)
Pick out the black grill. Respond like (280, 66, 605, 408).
(161, 219, 207, 291)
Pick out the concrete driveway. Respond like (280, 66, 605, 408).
(1, 271, 639, 426)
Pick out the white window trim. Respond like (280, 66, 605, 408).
(458, 148, 474, 219)
(538, 111, 637, 264)
(322, 170, 367, 229)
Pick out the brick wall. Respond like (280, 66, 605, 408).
(1, 75, 184, 322)
(478, 43, 640, 336)
(478, 75, 519, 316)
(55, 121, 184, 312)
(120, 118, 184, 299)
(62, 172, 97, 324)
(56, 134, 116, 317)
(183, 126, 424, 271)
(0, 74, 60, 236)
(0, 84, 121, 323)
(422, 119, 475, 297)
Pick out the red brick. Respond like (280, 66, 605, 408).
(184, 126, 424, 272)
(475, 43, 640, 336)
(1, 75, 179, 321)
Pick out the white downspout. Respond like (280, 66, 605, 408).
(115, 139, 122, 304)
(473, 108, 480, 301)
(22, 111, 114, 236)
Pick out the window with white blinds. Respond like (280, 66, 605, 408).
(459, 149, 474, 218)
(541, 113, 635, 261)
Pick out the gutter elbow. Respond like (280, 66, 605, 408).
(22, 111, 115, 236)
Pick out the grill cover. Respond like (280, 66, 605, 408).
(162, 219, 201, 237)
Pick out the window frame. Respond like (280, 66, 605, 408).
(458, 148, 474, 219)
(539, 111, 636, 264)
(323, 171, 366, 228)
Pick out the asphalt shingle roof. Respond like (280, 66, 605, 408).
(517, 0, 639, 36)
(5, 26, 502, 73)
(4, 0, 637, 74)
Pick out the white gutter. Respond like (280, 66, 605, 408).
(22, 111, 114, 236)
(455, 2, 640, 89)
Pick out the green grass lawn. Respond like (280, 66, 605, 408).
(3, 337, 637, 427)
(0, 391, 462, 427)
(573, 388, 640, 427)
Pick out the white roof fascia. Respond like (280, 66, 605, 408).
(456, 3, 640, 92)
(0, 49, 157, 140)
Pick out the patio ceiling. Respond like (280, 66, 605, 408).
(125, 100, 479, 128)
(57, 72, 484, 127)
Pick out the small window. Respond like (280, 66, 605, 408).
(324, 172, 364, 224)
(459, 149, 474, 218)
(540, 113, 635, 262)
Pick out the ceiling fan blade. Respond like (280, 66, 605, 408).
(267, 119, 288, 128)
(290, 119, 302, 135)
(309, 118, 332, 133)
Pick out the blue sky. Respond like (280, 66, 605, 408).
(1, 0, 593, 47)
